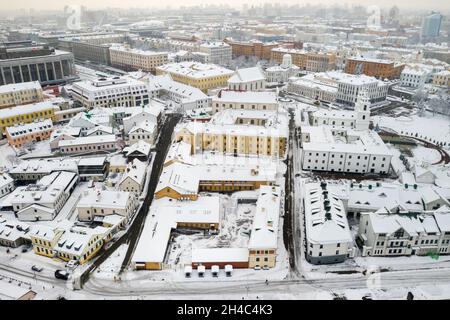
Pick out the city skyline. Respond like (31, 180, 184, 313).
(0, 0, 449, 12)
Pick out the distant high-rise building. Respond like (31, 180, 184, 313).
(421, 12, 443, 38)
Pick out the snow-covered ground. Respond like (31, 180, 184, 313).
(374, 110, 450, 150)
(410, 145, 442, 166)
(93, 244, 129, 281)
(0, 142, 18, 170)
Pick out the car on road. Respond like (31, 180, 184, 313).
(54, 269, 70, 280)
(31, 265, 43, 272)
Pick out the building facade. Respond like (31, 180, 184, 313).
(345, 57, 404, 80)
(109, 44, 168, 73)
(0, 81, 44, 109)
(155, 62, 235, 93)
(70, 77, 150, 109)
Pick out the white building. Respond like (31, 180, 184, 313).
(122, 108, 160, 146)
(147, 74, 211, 112)
(58, 134, 117, 154)
(127, 121, 157, 146)
(312, 90, 371, 131)
(265, 54, 300, 83)
(70, 77, 150, 109)
(288, 71, 388, 107)
(109, 44, 168, 72)
(212, 90, 278, 114)
(400, 65, 431, 88)
(76, 189, 136, 222)
(8, 158, 78, 182)
(50, 127, 81, 151)
(198, 42, 232, 66)
(0, 173, 14, 199)
(358, 207, 450, 257)
(7, 171, 78, 221)
(227, 66, 266, 91)
(119, 159, 147, 194)
(301, 127, 392, 174)
(303, 182, 353, 264)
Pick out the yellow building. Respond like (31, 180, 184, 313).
(433, 70, 450, 87)
(154, 160, 277, 200)
(155, 61, 235, 93)
(30, 225, 65, 258)
(0, 100, 57, 135)
(109, 44, 168, 73)
(0, 81, 44, 109)
(247, 186, 281, 269)
(55, 227, 106, 264)
(174, 121, 287, 158)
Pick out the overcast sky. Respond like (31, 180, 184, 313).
(0, 0, 448, 12)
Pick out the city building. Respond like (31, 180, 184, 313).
(300, 93, 391, 174)
(109, 44, 168, 72)
(132, 195, 222, 270)
(265, 54, 300, 83)
(0, 99, 61, 135)
(400, 65, 431, 88)
(174, 112, 288, 158)
(271, 48, 336, 72)
(8, 158, 78, 182)
(155, 154, 277, 200)
(345, 57, 405, 80)
(58, 33, 128, 65)
(0, 173, 14, 199)
(224, 39, 279, 60)
(6, 171, 78, 221)
(76, 189, 136, 222)
(300, 127, 392, 174)
(358, 207, 450, 257)
(5, 119, 53, 148)
(147, 74, 211, 112)
(197, 42, 232, 66)
(0, 81, 43, 109)
(227, 66, 266, 91)
(58, 134, 117, 155)
(421, 12, 443, 38)
(118, 159, 147, 194)
(77, 156, 109, 181)
(155, 62, 235, 93)
(248, 185, 281, 269)
(0, 41, 76, 86)
(123, 140, 152, 162)
(70, 77, 150, 109)
(287, 71, 388, 107)
(433, 70, 450, 87)
(0, 217, 31, 248)
(212, 90, 278, 114)
(303, 182, 353, 264)
(123, 107, 160, 145)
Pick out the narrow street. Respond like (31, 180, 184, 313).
(80, 113, 182, 285)
(283, 108, 301, 277)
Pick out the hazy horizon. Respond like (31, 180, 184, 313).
(0, 0, 448, 13)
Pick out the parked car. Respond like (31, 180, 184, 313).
(65, 260, 78, 269)
(31, 265, 43, 272)
(21, 245, 32, 253)
(54, 270, 70, 280)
